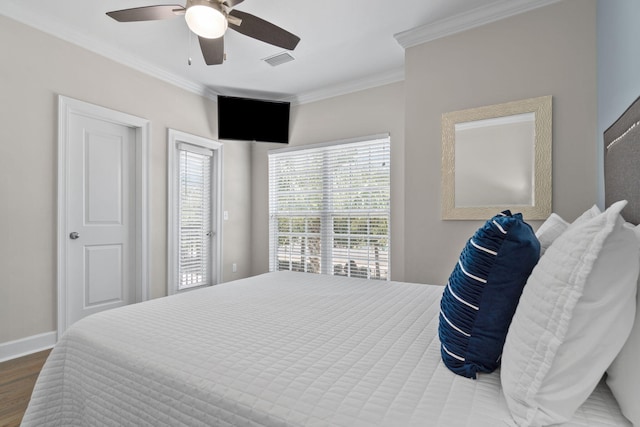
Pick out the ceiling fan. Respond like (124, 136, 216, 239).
(106, 0, 301, 65)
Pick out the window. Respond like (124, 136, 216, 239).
(269, 134, 390, 280)
(167, 129, 223, 294)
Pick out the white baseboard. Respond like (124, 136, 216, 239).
(0, 331, 57, 363)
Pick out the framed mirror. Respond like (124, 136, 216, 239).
(441, 96, 552, 220)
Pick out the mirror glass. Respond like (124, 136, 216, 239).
(442, 96, 552, 220)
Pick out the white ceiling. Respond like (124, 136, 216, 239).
(0, 0, 555, 104)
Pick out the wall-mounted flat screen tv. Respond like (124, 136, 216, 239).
(217, 95, 290, 143)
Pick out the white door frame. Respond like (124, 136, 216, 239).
(166, 129, 223, 295)
(57, 95, 150, 339)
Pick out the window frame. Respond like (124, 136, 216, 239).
(167, 129, 223, 295)
(268, 134, 391, 280)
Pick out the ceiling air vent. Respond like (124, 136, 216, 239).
(263, 52, 295, 67)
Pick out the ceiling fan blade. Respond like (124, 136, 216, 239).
(223, 0, 245, 7)
(228, 10, 300, 50)
(199, 36, 225, 65)
(106, 5, 185, 22)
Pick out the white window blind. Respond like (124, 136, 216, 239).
(178, 143, 212, 290)
(268, 135, 390, 280)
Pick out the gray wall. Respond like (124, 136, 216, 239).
(597, 0, 640, 207)
(403, 0, 597, 284)
(0, 15, 252, 344)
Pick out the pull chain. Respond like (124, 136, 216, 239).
(188, 28, 193, 66)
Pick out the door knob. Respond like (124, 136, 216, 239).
(69, 232, 80, 240)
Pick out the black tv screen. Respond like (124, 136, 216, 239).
(217, 95, 290, 143)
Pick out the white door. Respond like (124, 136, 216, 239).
(58, 96, 149, 337)
(66, 114, 136, 325)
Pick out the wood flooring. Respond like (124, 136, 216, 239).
(0, 350, 51, 427)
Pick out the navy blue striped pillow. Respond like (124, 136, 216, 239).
(439, 211, 540, 379)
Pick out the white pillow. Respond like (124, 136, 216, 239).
(606, 223, 640, 427)
(573, 203, 602, 224)
(535, 213, 569, 256)
(535, 206, 601, 256)
(501, 201, 640, 426)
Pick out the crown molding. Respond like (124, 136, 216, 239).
(207, 67, 405, 105)
(394, 0, 562, 49)
(289, 67, 405, 105)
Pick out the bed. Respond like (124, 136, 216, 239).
(22, 97, 640, 427)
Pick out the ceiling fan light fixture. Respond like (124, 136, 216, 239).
(185, 0, 228, 39)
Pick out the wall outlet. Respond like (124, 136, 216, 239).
(232, 263, 237, 273)
(223, 211, 229, 220)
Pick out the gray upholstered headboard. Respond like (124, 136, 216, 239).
(604, 95, 640, 226)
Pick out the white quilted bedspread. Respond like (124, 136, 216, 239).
(22, 272, 629, 426)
